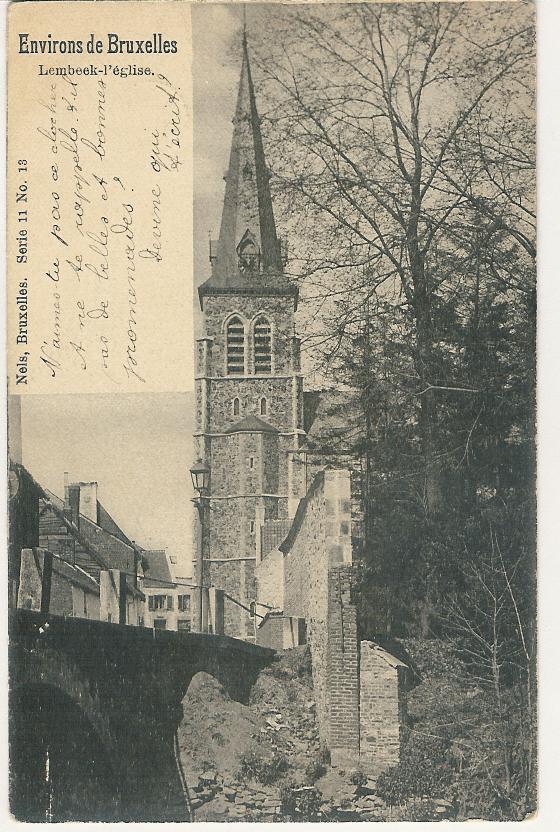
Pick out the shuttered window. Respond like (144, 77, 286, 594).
(226, 317, 245, 375)
(254, 317, 272, 374)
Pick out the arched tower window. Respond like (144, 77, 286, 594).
(237, 230, 260, 274)
(254, 316, 272, 374)
(226, 317, 245, 375)
(260, 397, 267, 416)
(233, 397, 240, 416)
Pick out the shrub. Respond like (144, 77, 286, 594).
(349, 769, 367, 786)
(238, 751, 289, 785)
(376, 759, 452, 807)
(304, 759, 327, 784)
(280, 783, 323, 820)
(317, 742, 331, 766)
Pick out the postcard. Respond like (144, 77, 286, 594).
(6, 0, 537, 823)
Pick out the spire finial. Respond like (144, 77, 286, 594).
(242, 4, 247, 44)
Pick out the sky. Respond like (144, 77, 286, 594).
(20, 393, 195, 578)
(17, 5, 265, 580)
(192, 2, 244, 330)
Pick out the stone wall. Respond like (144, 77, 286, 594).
(256, 467, 408, 773)
(279, 469, 353, 749)
(254, 547, 284, 610)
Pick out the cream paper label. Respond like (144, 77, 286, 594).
(7, 0, 193, 394)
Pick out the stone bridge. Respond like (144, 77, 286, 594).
(9, 608, 275, 822)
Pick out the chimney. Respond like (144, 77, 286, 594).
(63, 471, 69, 504)
(67, 484, 80, 527)
(79, 482, 98, 523)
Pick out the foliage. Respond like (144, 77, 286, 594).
(376, 733, 453, 806)
(349, 769, 367, 787)
(237, 751, 289, 786)
(316, 741, 331, 767)
(280, 783, 323, 820)
(304, 759, 327, 784)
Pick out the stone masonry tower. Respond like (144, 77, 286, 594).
(195, 33, 306, 640)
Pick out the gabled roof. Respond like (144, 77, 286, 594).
(142, 549, 175, 588)
(225, 414, 279, 434)
(35, 476, 144, 599)
(52, 559, 99, 594)
(198, 33, 297, 309)
(96, 502, 132, 545)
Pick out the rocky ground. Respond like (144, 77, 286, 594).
(176, 646, 455, 822)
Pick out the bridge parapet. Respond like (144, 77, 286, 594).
(9, 608, 274, 821)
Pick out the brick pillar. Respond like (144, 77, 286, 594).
(327, 564, 360, 766)
(359, 641, 408, 774)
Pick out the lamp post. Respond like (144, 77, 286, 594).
(190, 460, 210, 633)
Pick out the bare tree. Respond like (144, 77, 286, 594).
(442, 526, 536, 817)
(253, 0, 535, 515)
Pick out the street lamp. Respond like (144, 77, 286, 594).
(190, 460, 210, 632)
(190, 460, 210, 495)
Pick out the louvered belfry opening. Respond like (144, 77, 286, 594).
(254, 317, 272, 374)
(227, 317, 245, 375)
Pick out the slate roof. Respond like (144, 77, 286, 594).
(141, 549, 175, 589)
(198, 33, 298, 309)
(37, 480, 144, 599)
(52, 559, 99, 594)
(225, 414, 279, 434)
(302, 389, 364, 453)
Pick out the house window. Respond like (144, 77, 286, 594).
(177, 619, 191, 632)
(233, 397, 240, 416)
(154, 618, 167, 630)
(254, 317, 272, 374)
(149, 594, 168, 611)
(260, 397, 267, 416)
(178, 594, 191, 613)
(226, 317, 245, 375)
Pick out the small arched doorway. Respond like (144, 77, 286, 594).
(10, 684, 119, 821)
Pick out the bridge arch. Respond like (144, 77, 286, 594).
(10, 683, 120, 822)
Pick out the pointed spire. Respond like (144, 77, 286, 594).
(200, 27, 297, 307)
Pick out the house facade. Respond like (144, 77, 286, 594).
(142, 549, 193, 631)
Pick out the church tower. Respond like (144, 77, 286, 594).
(195, 33, 306, 640)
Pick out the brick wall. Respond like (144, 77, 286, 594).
(327, 565, 360, 766)
(359, 641, 407, 773)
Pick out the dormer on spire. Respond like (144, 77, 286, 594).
(199, 29, 297, 308)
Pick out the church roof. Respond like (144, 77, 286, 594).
(199, 32, 297, 309)
(225, 414, 279, 434)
